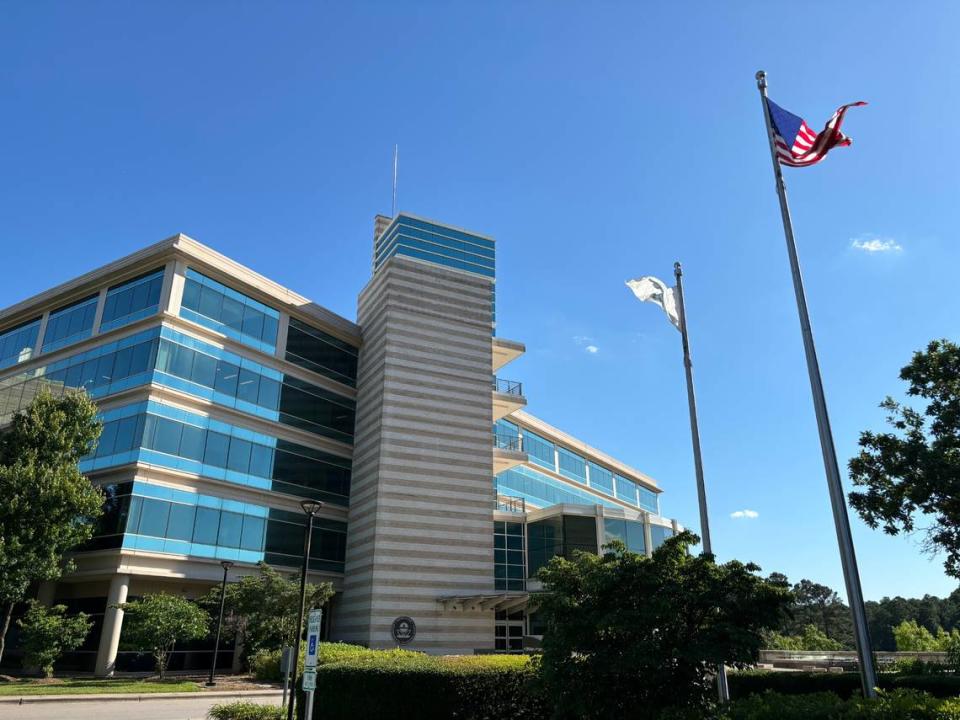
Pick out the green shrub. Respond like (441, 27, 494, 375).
(249, 642, 371, 682)
(717, 689, 960, 719)
(888, 674, 960, 697)
(208, 701, 283, 720)
(312, 647, 546, 720)
(728, 670, 960, 701)
(728, 670, 863, 699)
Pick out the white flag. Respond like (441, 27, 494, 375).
(625, 276, 680, 330)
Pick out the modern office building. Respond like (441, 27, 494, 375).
(0, 212, 680, 671)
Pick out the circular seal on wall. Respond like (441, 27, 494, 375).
(391, 616, 417, 644)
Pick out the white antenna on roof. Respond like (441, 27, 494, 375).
(391, 144, 398, 217)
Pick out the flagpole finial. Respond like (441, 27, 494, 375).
(755, 70, 767, 89)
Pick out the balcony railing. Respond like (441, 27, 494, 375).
(493, 433, 523, 452)
(495, 494, 527, 513)
(492, 376, 523, 396)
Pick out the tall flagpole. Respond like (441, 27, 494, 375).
(755, 70, 877, 698)
(672, 261, 729, 703)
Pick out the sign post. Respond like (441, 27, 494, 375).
(279, 646, 294, 709)
(302, 608, 322, 719)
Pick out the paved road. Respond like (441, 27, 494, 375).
(1, 694, 283, 720)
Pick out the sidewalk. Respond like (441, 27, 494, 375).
(0, 688, 282, 704)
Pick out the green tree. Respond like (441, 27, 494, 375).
(17, 601, 92, 677)
(0, 390, 103, 663)
(534, 532, 792, 719)
(118, 593, 209, 678)
(202, 563, 333, 658)
(849, 339, 960, 579)
(764, 624, 844, 651)
(893, 619, 940, 651)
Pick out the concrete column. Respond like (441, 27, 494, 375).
(274, 314, 290, 360)
(643, 514, 654, 558)
(231, 637, 245, 673)
(32, 312, 50, 358)
(90, 287, 109, 336)
(162, 260, 186, 317)
(95, 574, 130, 677)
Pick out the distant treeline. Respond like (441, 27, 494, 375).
(769, 573, 960, 651)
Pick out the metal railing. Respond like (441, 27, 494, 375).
(495, 495, 526, 513)
(493, 433, 523, 452)
(492, 376, 523, 396)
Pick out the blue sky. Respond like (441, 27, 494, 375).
(2, 2, 958, 601)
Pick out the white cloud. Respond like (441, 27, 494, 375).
(851, 236, 902, 253)
(573, 336, 600, 354)
(730, 509, 759, 519)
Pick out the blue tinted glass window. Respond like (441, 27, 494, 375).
(204, 431, 230, 467)
(626, 521, 646, 554)
(169, 343, 193, 379)
(496, 465, 626, 511)
(236, 368, 260, 404)
(191, 352, 217, 387)
(523, 431, 555, 470)
(638, 487, 659, 514)
(241, 515, 265, 551)
(227, 438, 252, 473)
(557, 447, 587, 483)
(588, 462, 614, 495)
(155, 332, 355, 443)
(100, 269, 164, 333)
(214, 361, 239, 395)
(113, 415, 140, 453)
(42, 296, 98, 353)
(179, 424, 206, 462)
(193, 506, 220, 545)
(249, 443, 273, 478)
(139, 498, 170, 537)
(129, 340, 154, 374)
(179, 269, 279, 352)
(167, 503, 196, 541)
(217, 511, 243, 548)
(257, 377, 280, 409)
(616, 475, 639, 505)
(0, 318, 41, 369)
(651, 524, 673, 550)
(240, 305, 264, 340)
(152, 417, 182, 455)
(97, 420, 119, 457)
(285, 318, 358, 388)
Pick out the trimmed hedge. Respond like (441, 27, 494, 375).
(718, 690, 960, 719)
(312, 647, 546, 720)
(728, 670, 960, 700)
(250, 642, 372, 682)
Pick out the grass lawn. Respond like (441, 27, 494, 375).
(0, 678, 201, 696)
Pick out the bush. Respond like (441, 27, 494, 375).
(17, 602, 92, 677)
(717, 689, 960, 719)
(208, 701, 283, 720)
(312, 647, 546, 720)
(728, 670, 960, 700)
(249, 642, 368, 682)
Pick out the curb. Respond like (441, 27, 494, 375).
(0, 688, 282, 705)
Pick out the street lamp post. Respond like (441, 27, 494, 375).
(287, 500, 323, 720)
(207, 560, 234, 687)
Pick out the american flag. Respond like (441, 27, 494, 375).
(766, 98, 866, 167)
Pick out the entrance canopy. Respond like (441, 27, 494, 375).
(437, 592, 530, 613)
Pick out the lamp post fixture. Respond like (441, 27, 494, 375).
(287, 500, 323, 720)
(206, 560, 234, 687)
